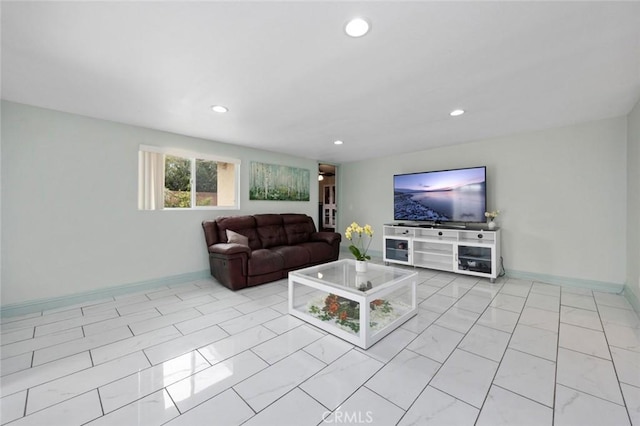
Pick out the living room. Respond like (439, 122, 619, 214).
(2, 2, 640, 425)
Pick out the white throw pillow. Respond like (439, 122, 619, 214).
(226, 229, 249, 246)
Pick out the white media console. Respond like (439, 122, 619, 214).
(383, 224, 501, 282)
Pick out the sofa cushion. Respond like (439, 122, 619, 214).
(255, 214, 288, 249)
(271, 245, 311, 269)
(248, 249, 285, 275)
(297, 241, 336, 264)
(226, 229, 249, 247)
(282, 214, 316, 245)
(216, 216, 262, 250)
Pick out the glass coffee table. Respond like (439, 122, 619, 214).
(288, 259, 417, 349)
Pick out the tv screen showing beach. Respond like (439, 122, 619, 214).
(394, 167, 486, 222)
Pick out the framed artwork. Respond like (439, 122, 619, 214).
(249, 161, 310, 201)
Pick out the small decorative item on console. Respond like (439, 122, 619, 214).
(484, 210, 500, 230)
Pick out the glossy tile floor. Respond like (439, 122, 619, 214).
(1, 265, 640, 425)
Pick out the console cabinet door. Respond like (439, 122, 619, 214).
(384, 237, 411, 265)
(455, 243, 495, 279)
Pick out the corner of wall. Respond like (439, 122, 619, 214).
(627, 97, 640, 315)
(624, 284, 640, 316)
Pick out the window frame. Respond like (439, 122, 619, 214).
(140, 144, 241, 211)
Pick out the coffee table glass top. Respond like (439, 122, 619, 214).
(290, 259, 416, 295)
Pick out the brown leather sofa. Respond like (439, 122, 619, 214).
(202, 213, 341, 290)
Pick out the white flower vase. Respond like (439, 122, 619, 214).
(355, 260, 368, 273)
(488, 220, 496, 230)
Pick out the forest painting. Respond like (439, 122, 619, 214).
(249, 162, 310, 201)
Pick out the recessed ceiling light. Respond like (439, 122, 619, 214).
(334, 140, 344, 145)
(450, 109, 465, 117)
(211, 105, 228, 113)
(345, 18, 370, 37)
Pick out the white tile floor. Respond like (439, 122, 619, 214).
(1, 265, 640, 425)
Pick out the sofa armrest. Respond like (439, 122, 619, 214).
(208, 243, 252, 257)
(311, 232, 342, 245)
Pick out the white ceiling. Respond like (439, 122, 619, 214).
(2, 1, 640, 163)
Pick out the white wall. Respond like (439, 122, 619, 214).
(340, 117, 628, 286)
(627, 99, 640, 304)
(2, 101, 633, 306)
(1, 101, 318, 305)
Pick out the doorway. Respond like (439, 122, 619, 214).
(318, 164, 337, 232)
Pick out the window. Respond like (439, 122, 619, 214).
(138, 145, 240, 210)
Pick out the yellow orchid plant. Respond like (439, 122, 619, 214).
(345, 222, 374, 261)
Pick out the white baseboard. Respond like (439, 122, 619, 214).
(0, 270, 211, 319)
(356, 247, 626, 294)
(506, 269, 624, 294)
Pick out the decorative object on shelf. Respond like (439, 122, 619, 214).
(345, 222, 374, 263)
(484, 210, 500, 230)
(357, 280, 373, 292)
(308, 293, 393, 334)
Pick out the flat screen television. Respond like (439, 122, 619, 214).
(394, 166, 486, 223)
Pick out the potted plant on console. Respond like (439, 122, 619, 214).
(345, 222, 374, 272)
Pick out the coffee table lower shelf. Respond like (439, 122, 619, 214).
(288, 261, 417, 349)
